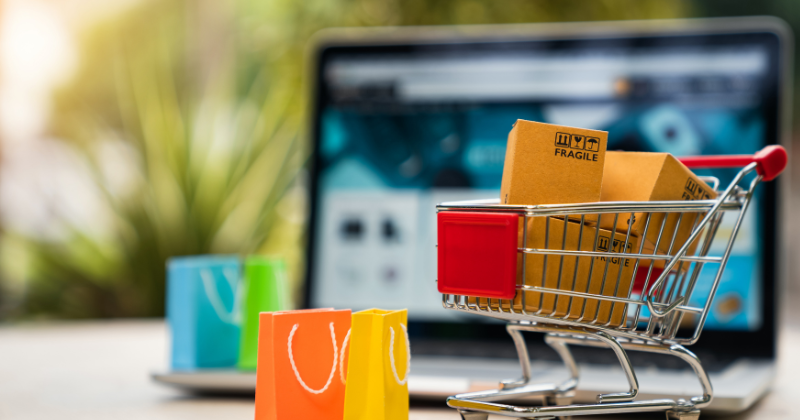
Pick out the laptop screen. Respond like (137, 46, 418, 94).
(308, 30, 783, 335)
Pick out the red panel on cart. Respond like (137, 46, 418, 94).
(437, 211, 519, 299)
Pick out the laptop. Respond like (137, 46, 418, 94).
(304, 17, 791, 414)
(153, 17, 791, 414)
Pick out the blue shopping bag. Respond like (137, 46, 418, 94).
(167, 255, 241, 370)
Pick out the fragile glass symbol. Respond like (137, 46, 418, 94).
(555, 132, 601, 151)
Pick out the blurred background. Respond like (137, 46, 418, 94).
(0, 0, 797, 320)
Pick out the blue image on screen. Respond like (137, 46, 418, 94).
(316, 22, 774, 331)
(319, 101, 766, 330)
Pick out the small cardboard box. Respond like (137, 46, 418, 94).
(597, 152, 717, 266)
(500, 120, 608, 207)
(473, 217, 638, 326)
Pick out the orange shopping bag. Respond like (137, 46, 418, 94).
(255, 308, 351, 420)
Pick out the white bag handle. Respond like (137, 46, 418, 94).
(287, 322, 338, 394)
(388, 324, 411, 386)
(339, 328, 351, 384)
(200, 267, 241, 325)
(338, 323, 411, 386)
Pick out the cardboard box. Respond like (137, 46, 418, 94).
(472, 217, 638, 327)
(516, 217, 638, 327)
(500, 120, 608, 207)
(597, 152, 717, 267)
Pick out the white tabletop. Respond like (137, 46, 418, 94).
(0, 312, 798, 420)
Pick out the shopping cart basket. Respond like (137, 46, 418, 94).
(435, 146, 787, 420)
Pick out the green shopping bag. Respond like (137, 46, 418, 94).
(237, 256, 290, 370)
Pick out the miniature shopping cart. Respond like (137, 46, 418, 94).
(435, 146, 787, 420)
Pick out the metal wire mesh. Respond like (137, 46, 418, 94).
(439, 173, 756, 345)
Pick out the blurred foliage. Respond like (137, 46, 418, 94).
(0, 0, 695, 319)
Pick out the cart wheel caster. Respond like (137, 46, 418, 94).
(545, 392, 574, 406)
(457, 410, 488, 420)
(544, 393, 574, 420)
(666, 409, 701, 420)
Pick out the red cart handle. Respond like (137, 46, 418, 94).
(678, 145, 787, 181)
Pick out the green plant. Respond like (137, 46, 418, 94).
(0, 0, 693, 319)
(2, 0, 307, 318)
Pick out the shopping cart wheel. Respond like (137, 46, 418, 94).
(456, 410, 489, 420)
(545, 392, 575, 420)
(665, 408, 701, 420)
(545, 392, 574, 406)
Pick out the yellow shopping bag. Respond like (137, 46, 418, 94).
(342, 309, 409, 420)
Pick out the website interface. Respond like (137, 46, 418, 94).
(312, 42, 773, 331)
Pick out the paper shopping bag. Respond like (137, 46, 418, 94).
(237, 256, 290, 370)
(343, 309, 409, 420)
(166, 255, 241, 369)
(255, 308, 351, 420)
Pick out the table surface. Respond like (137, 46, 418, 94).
(1, 309, 798, 420)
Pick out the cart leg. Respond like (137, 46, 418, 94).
(591, 330, 639, 403)
(501, 324, 582, 393)
(544, 334, 579, 392)
(542, 335, 578, 420)
(500, 323, 533, 389)
(667, 344, 713, 408)
(665, 409, 701, 420)
(457, 410, 488, 420)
